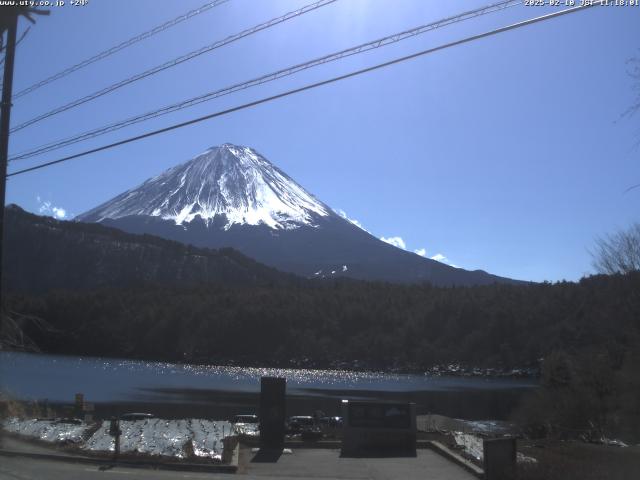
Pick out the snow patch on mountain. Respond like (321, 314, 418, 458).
(77, 144, 331, 230)
(381, 236, 406, 250)
(334, 208, 370, 233)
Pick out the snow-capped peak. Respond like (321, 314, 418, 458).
(77, 144, 331, 230)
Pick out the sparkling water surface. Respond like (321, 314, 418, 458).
(0, 351, 536, 403)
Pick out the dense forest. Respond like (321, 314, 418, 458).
(4, 206, 640, 440)
(3, 205, 297, 293)
(5, 272, 639, 374)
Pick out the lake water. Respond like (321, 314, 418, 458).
(0, 352, 537, 420)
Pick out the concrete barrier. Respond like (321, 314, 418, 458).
(340, 400, 416, 457)
(483, 437, 516, 480)
(259, 377, 286, 450)
(222, 435, 238, 464)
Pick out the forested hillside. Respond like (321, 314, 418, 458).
(6, 272, 639, 373)
(3, 205, 297, 293)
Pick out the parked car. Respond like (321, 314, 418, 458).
(287, 415, 315, 433)
(233, 414, 260, 437)
(120, 413, 154, 421)
(233, 414, 259, 424)
(300, 428, 323, 441)
(319, 416, 343, 428)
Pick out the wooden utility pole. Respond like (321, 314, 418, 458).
(0, 10, 18, 328)
(0, 7, 47, 333)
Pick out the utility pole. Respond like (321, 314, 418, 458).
(0, 6, 47, 337)
(0, 10, 18, 331)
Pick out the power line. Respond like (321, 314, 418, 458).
(7, 3, 600, 179)
(0, 25, 30, 54)
(10, 0, 521, 162)
(0, 26, 30, 68)
(9, 0, 231, 100)
(10, 0, 338, 134)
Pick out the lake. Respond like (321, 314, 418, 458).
(0, 352, 537, 420)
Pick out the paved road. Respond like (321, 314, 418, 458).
(0, 436, 83, 456)
(1, 417, 479, 480)
(240, 447, 477, 479)
(0, 447, 477, 480)
(0, 456, 219, 480)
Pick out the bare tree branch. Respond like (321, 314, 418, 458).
(620, 52, 640, 120)
(0, 309, 60, 352)
(591, 223, 640, 275)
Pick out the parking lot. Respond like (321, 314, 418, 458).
(240, 446, 478, 480)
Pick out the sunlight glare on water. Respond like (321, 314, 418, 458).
(0, 351, 535, 403)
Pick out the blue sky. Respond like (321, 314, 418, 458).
(5, 0, 640, 282)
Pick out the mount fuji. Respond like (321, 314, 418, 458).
(77, 144, 517, 286)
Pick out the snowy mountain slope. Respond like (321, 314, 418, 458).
(77, 144, 520, 286)
(78, 144, 331, 230)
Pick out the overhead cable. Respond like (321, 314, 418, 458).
(10, 0, 521, 161)
(10, 0, 338, 133)
(7, 3, 599, 178)
(11, 0, 231, 99)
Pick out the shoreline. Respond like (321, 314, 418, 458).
(23, 386, 532, 422)
(0, 349, 540, 379)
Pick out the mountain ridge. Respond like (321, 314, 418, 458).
(78, 144, 331, 230)
(3, 204, 298, 293)
(77, 143, 523, 286)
